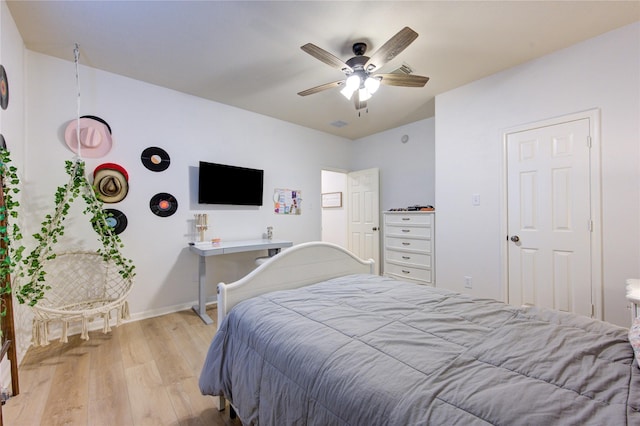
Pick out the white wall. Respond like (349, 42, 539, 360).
(435, 22, 640, 327)
(19, 51, 351, 341)
(349, 117, 435, 211)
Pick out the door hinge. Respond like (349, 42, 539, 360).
(587, 136, 592, 148)
(588, 220, 593, 232)
(591, 304, 595, 318)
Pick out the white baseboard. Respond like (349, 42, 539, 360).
(128, 299, 218, 322)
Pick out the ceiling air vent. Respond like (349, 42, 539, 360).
(330, 120, 349, 128)
(391, 63, 413, 75)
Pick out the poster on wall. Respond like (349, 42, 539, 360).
(273, 189, 301, 215)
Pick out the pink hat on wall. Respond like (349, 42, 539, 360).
(64, 115, 113, 158)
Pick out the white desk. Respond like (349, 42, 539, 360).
(189, 239, 293, 324)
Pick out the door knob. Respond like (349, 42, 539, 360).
(372, 227, 379, 231)
(510, 235, 520, 242)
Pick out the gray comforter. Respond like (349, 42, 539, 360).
(200, 274, 640, 425)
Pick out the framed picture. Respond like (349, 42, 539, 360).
(322, 192, 342, 208)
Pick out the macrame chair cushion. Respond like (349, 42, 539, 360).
(31, 251, 133, 346)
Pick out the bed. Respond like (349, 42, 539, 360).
(199, 242, 640, 425)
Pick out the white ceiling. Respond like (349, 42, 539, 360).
(6, 1, 640, 140)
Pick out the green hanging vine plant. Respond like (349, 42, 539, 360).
(0, 148, 24, 315)
(17, 159, 135, 306)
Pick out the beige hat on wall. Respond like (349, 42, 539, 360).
(65, 115, 113, 158)
(93, 163, 129, 203)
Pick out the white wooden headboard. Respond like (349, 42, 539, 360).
(216, 241, 374, 326)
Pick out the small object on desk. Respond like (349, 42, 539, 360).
(267, 226, 273, 240)
(211, 237, 221, 247)
(195, 213, 209, 242)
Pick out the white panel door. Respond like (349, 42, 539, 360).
(507, 118, 592, 317)
(348, 168, 380, 274)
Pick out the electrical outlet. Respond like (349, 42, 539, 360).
(472, 194, 480, 206)
(464, 276, 473, 289)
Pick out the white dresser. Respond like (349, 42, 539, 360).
(382, 211, 435, 286)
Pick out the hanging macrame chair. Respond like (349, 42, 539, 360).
(25, 45, 135, 346)
(27, 161, 135, 347)
(31, 251, 133, 346)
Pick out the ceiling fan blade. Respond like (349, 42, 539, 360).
(364, 27, 419, 72)
(301, 43, 353, 73)
(376, 73, 429, 87)
(297, 80, 344, 97)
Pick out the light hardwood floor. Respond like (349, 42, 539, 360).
(3, 306, 241, 426)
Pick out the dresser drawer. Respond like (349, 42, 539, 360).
(385, 250, 432, 268)
(385, 236, 432, 253)
(385, 263, 432, 284)
(385, 213, 433, 226)
(385, 225, 432, 239)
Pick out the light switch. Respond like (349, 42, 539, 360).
(472, 194, 480, 206)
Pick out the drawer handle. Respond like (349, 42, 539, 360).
(402, 256, 411, 260)
(402, 218, 411, 221)
(402, 229, 410, 233)
(402, 270, 411, 274)
(402, 242, 411, 246)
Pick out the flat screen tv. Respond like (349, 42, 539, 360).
(198, 161, 264, 206)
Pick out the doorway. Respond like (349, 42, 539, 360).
(504, 110, 602, 319)
(321, 170, 348, 247)
(321, 168, 381, 273)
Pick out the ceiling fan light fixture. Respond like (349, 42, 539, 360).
(341, 74, 361, 100)
(358, 87, 372, 102)
(340, 86, 355, 100)
(364, 76, 381, 94)
(346, 74, 360, 90)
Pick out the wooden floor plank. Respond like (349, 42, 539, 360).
(176, 308, 219, 348)
(168, 377, 221, 426)
(118, 320, 153, 369)
(3, 308, 238, 426)
(40, 335, 91, 425)
(125, 360, 179, 426)
(156, 313, 211, 375)
(88, 331, 134, 426)
(2, 341, 64, 425)
(139, 315, 194, 386)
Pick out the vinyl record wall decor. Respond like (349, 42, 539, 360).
(0, 65, 9, 110)
(150, 192, 178, 217)
(94, 208, 128, 235)
(141, 147, 170, 172)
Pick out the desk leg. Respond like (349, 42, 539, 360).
(192, 256, 214, 325)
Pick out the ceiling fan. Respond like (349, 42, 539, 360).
(297, 27, 429, 110)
